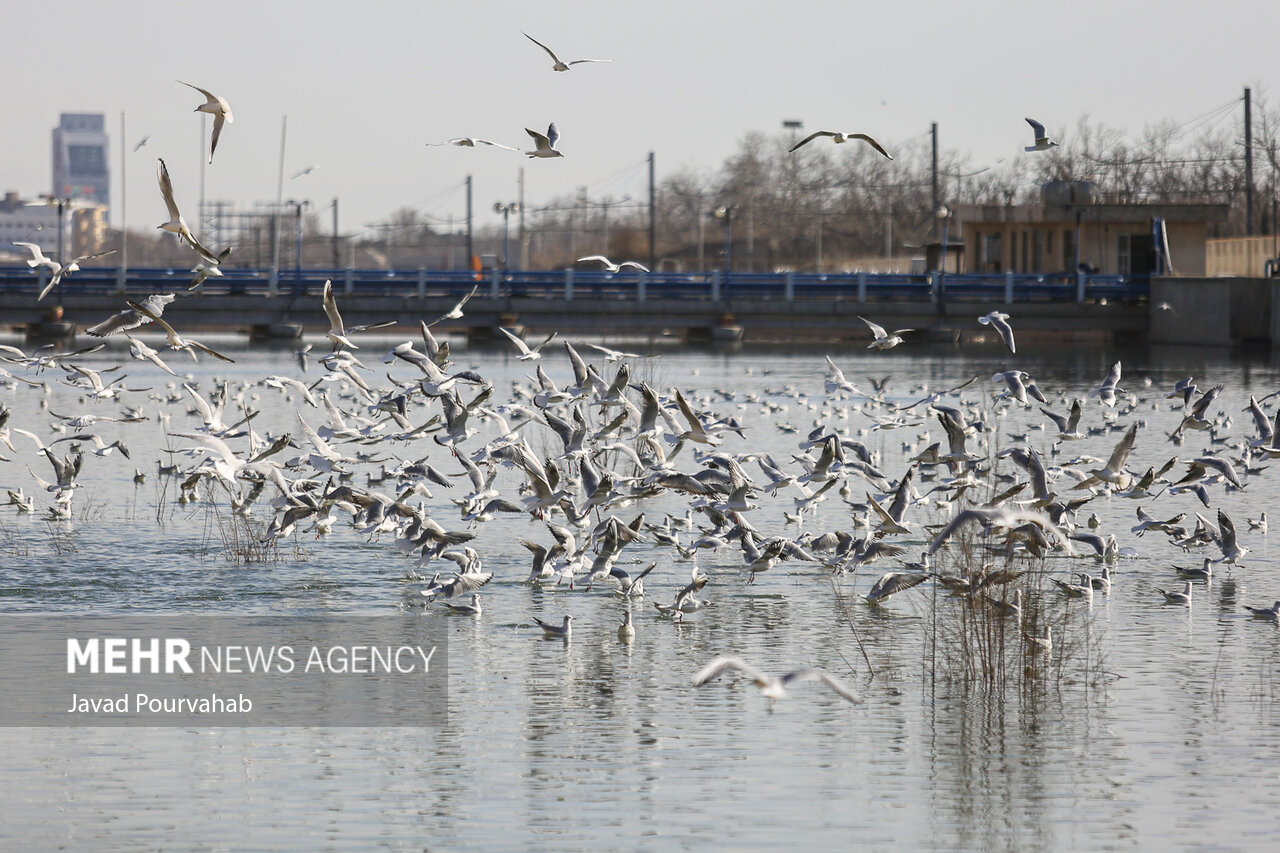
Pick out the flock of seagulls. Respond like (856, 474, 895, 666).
(2, 288, 1277, 710)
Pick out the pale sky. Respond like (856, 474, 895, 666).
(3, 0, 1273, 240)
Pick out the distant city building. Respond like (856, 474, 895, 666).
(52, 113, 110, 220)
(0, 190, 108, 263)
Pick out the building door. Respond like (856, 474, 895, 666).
(1118, 233, 1158, 275)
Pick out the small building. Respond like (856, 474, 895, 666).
(955, 183, 1230, 277)
(1205, 235, 1280, 277)
(0, 190, 108, 262)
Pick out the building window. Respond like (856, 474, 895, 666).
(1063, 229, 1075, 271)
(1118, 234, 1131, 275)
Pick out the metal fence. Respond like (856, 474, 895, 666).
(0, 266, 1150, 304)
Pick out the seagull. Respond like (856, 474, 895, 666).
(126, 300, 235, 363)
(34, 249, 118, 302)
(178, 81, 233, 163)
(618, 610, 635, 642)
(322, 279, 358, 350)
(155, 158, 221, 265)
(533, 614, 572, 639)
(1157, 581, 1192, 606)
(441, 593, 482, 616)
(426, 283, 479, 328)
(427, 138, 518, 151)
(1024, 118, 1058, 152)
(692, 656, 862, 705)
(1090, 361, 1124, 408)
(290, 164, 320, 179)
(525, 124, 563, 158)
(522, 32, 612, 72)
(858, 316, 912, 351)
(498, 327, 558, 361)
(132, 135, 151, 152)
(865, 570, 930, 603)
(1024, 626, 1052, 655)
(788, 131, 893, 160)
(576, 255, 649, 273)
(1243, 601, 1280, 619)
(978, 311, 1016, 353)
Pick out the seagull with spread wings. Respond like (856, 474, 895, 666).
(178, 80, 233, 163)
(155, 158, 221, 265)
(789, 130, 893, 160)
(692, 656, 862, 705)
(525, 123, 564, 158)
(1024, 118, 1059, 152)
(522, 32, 612, 72)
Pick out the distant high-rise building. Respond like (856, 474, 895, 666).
(52, 113, 109, 220)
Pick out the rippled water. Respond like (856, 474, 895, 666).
(2, 336, 1279, 851)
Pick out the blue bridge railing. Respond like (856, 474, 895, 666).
(0, 266, 1149, 305)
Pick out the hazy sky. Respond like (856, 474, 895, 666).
(3, 0, 1272, 241)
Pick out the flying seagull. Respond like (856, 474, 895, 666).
(427, 138, 518, 151)
(789, 131, 893, 160)
(155, 158, 221, 265)
(1024, 118, 1058, 152)
(978, 310, 1016, 354)
(858, 316, 912, 350)
(34, 248, 118, 302)
(576, 255, 649, 273)
(178, 81, 233, 163)
(692, 656, 862, 705)
(525, 124, 563, 158)
(426, 284, 479, 327)
(522, 32, 612, 72)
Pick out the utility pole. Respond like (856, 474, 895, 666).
(465, 175, 473, 267)
(648, 151, 656, 271)
(518, 167, 527, 270)
(119, 111, 127, 276)
(931, 122, 939, 239)
(331, 198, 340, 268)
(1245, 87, 1255, 235)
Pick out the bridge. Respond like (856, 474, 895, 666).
(1, 265, 1151, 346)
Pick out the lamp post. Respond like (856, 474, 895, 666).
(494, 202, 519, 272)
(288, 199, 310, 292)
(935, 205, 952, 313)
(712, 205, 734, 274)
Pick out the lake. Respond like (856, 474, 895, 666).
(1, 333, 1278, 851)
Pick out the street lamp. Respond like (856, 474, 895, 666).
(935, 205, 952, 313)
(494, 202, 519, 272)
(288, 199, 311, 292)
(712, 205, 734, 274)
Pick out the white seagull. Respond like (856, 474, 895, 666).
(692, 656, 862, 705)
(522, 32, 612, 72)
(1024, 118, 1058, 152)
(858, 316, 912, 350)
(577, 255, 649, 273)
(428, 137, 518, 151)
(525, 124, 563, 158)
(178, 81, 233, 163)
(978, 311, 1016, 353)
(155, 158, 221, 265)
(498, 327, 558, 361)
(789, 131, 893, 160)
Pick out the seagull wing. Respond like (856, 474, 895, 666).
(156, 158, 183, 221)
(858, 316, 889, 340)
(781, 668, 863, 703)
(523, 32, 564, 66)
(788, 130, 835, 153)
(1025, 117, 1047, 141)
(498, 326, 533, 356)
(209, 113, 226, 163)
(849, 133, 893, 160)
(692, 656, 767, 687)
